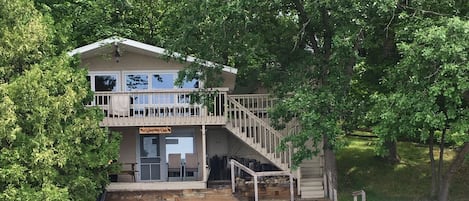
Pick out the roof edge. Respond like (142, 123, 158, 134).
(68, 36, 238, 75)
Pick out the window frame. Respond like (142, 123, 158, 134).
(88, 71, 121, 92)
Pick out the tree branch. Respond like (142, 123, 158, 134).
(399, 4, 468, 19)
(384, 9, 396, 38)
(292, 0, 319, 53)
(321, 6, 332, 60)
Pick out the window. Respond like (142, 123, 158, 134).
(87, 73, 119, 92)
(165, 136, 194, 162)
(126, 74, 149, 91)
(95, 75, 118, 91)
(152, 73, 175, 89)
(125, 74, 149, 106)
(88, 73, 119, 105)
(181, 79, 199, 89)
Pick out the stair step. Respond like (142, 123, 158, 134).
(300, 164, 321, 168)
(300, 163, 322, 166)
(300, 162, 321, 167)
(301, 178, 323, 183)
(301, 159, 322, 163)
(302, 172, 323, 178)
(301, 185, 324, 191)
(301, 183, 323, 189)
(301, 190, 325, 199)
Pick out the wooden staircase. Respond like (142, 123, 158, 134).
(225, 95, 325, 199)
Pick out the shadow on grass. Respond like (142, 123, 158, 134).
(337, 137, 435, 201)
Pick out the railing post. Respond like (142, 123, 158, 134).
(352, 190, 366, 201)
(253, 175, 259, 201)
(297, 167, 301, 196)
(202, 125, 207, 182)
(224, 92, 228, 121)
(231, 160, 235, 193)
(289, 174, 294, 201)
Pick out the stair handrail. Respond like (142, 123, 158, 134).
(227, 96, 292, 170)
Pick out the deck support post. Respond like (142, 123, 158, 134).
(201, 125, 207, 183)
(231, 161, 235, 193)
(289, 173, 294, 201)
(253, 175, 259, 201)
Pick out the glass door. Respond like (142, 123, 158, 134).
(139, 135, 161, 181)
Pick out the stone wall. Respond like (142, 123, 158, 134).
(105, 188, 238, 201)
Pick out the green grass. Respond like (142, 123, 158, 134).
(337, 137, 469, 201)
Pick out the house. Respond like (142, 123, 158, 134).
(69, 37, 326, 200)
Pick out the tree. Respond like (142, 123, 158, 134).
(155, 1, 380, 198)
(0, 0, 53, 83)
(0, 57, 121, 201)
(34, 0, 170, 48)
(0, 0, 120, 200)
(369, 1, 469, 200)
(157, 1, 468, 200)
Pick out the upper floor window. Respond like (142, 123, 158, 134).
(126, 74, 149, 91)
(152, 73, 175, 89)
(87, 73, 119, 92)
(88, 71, 198, 92)
(182, 79, 199, 89)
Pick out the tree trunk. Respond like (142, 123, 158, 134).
(429, 130, 438, 199)
(438, 129, 446, 189)
(384, 139, 400, 164)
(438, 142, 469, 201)
(323, 134, 338, 201)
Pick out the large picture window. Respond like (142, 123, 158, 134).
(126, 74, 149, 91)
(152, 73, 175, 89)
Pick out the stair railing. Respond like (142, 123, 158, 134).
(226, 96, 292, 170)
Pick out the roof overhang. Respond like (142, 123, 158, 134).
(68, 36, 237, 75)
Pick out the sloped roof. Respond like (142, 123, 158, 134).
(68, 36, 237, 74)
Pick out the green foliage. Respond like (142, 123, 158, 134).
(371, 16, 469, 149)
(0, 56, 121, 201)
(0, 0, 53, 83)
(0, 1, 121, 200)
(35, 0, 170, 48)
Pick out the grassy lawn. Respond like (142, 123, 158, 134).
(337, 136, 469, 201)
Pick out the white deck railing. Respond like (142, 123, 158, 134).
(87, 88, 229, 126)
(230, 159, 294, 201)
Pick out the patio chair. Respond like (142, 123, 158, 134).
(184, 153, 198, 180)
(168, 153, 182, 181)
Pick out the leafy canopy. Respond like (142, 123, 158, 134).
(0, 0, 120, 200)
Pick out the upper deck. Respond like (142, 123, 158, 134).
(88, 88, 230, 127)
